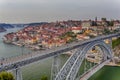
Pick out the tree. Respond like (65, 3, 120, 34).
(112, 37, 120, 48)
(109, 21, 114, 26)
(101, 18, 107, 21)
(103, 29, 111, 34)
(40, 75, 48, 80)
(0, 71, 15, 80)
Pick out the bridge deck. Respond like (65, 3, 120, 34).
(0, 33, 119, 71)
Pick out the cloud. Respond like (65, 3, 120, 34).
(0, 0, 120, 23)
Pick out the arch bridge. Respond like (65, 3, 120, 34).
(55, 40, 112, 80)
(0, 33, 120, 80)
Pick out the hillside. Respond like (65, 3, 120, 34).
(0, 27, 6, 32)
(0, 23, 14, 28)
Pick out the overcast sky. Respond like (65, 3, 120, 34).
(0, 0, 120, 23)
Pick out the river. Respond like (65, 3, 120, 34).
(0, 28, 31, 58)
(0, 28, 120, 80)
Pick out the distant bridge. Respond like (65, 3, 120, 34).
(0, 33, 120, 80)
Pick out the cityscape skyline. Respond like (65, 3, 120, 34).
(0, 0, 120, 23)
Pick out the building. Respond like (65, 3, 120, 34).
(71, 27, 82, 33)
(81, 20, 92, 29)
(113, 22, 120, 30)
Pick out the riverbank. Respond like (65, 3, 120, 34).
(86, 56, 120, 67)
(3, 40, 44, 51)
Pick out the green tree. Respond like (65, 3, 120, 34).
(101, 18, 107, 21)
(112, 37, 120, 48)
(103, 29, 111, 34)
(109, 21, 114, 26)
(0, 71, 15, 80)
(40, 75, 48, 80)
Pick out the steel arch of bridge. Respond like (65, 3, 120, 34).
(55, 40, 113, 80)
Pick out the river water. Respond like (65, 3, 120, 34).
(0, 28, 120, 80)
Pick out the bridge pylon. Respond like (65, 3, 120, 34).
(51, 55, 61, 80)
(12, 67, 22, 80)
(106, 38, 115, 59)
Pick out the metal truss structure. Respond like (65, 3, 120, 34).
(55, 40, 112, 80)
(1, 33, 120, 80)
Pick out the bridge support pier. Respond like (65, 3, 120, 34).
(13, 67, 22, 80)
(109, 38, 112, 49)
(106, 38, 115, 61)
(104, 38, 113, 59)
(51, 55, 61, 80)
